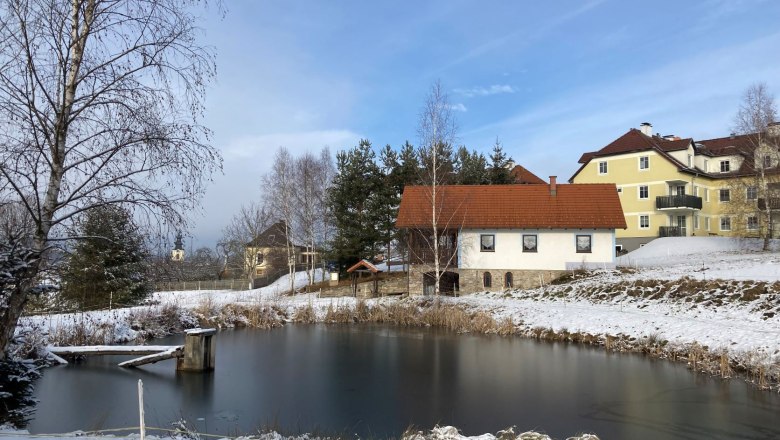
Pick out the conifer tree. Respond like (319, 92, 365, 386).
(60, 206, 150, 310)
(488, 138, 514, 184)
(455, 146, 489, 184)
(328, 140, 384, 270)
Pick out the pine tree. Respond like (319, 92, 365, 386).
(394, 141, 421, 192)
(455, 146, 489, 184)
(60, 206, 150, 310)
(488, 138, 514, 184)
(328, 139, 384, 270)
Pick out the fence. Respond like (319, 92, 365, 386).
(154, 279, 250, 292)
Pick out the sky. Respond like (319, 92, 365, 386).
(187, 0, 780, 247)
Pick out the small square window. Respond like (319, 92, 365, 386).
(598, 161, 608, 174)
(720, 217, 731, 231)
(639, 156, 649, 170)
(747, 216, 759, 230)
(480, 234, 495, 252)
(639, 185, 649, 199)
(719, 189, 730, 202)
(522, 234, 537, 252)
(720, 160, 730, 173)
(639, 215, 649, 229)
(576, 235, 592, 253)
(747, 186, 757, 201)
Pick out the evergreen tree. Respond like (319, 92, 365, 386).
(375, 145, 402, 260)
(488, 138, 514, 184)
(455, 145, 489, 184)
(60, 206, 150, 310)
(328, 139, 384, 270)
(394, 141, 420, 192)
(418, 141, 456, 184)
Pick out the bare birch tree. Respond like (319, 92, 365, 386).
(262, 147, 298, 294)
(293, 147, 333, 287)
(0, 0, 221, 358)
(219, 201, 274, 283)
(415, 81, 458, 296)
(728, 82, 780, 250)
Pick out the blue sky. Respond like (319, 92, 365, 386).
(190, 0, 780, 247)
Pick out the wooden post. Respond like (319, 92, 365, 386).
(177, 328, 217, 371)
(138, 379, 145, 440)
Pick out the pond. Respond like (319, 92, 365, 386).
(29, 325, 780, 439)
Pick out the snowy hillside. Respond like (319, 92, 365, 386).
(616, 237, 780, 281)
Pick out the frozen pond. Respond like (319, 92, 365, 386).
(29, 325, 780, 439)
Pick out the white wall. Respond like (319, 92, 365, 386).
(458, 229, 616, 271)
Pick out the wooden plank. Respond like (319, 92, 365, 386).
(119, 347, 184, 368)
(48, 345, 182, 356)
(47, 351, 69, 365)
(185, 328, 216, 336)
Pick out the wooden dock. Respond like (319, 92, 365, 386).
(47, 327, 217, 371)
(48, 344, 185, 368)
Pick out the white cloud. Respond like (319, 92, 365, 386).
(454, 84, 517, 98)
(449, 103, 468, 112)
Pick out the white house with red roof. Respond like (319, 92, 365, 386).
(395, 178, 626, 295)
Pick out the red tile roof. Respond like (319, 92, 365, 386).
(509, 165, 546, 184)
(396, 184, 626, 230)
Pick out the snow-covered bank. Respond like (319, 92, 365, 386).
(616, 237, 780, 281)
(0, 425, 598, 440)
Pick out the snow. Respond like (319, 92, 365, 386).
(150, 268, 325, 307)
(616, 237, 780, 281)
(0, 425, 593, 440)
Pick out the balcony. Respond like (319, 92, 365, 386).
(757, 198, 780, 210)
(656, 195, 702, 211)
(408, 246, 458, 266)
(659, 226, 684, 237)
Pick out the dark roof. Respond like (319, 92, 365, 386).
(509, 165, 546, 184)
(396, 184, 627, 230)
(247, 221, 290, 247)
(578, 129, 692, 162)
(697, 133, 756, 156)
(570, 129, 696, 182)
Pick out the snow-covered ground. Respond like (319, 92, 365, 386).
(616, 236, 780, 281)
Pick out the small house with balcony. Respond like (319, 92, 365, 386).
(571, 122, 780, 251)
(395, 179, 627, 295)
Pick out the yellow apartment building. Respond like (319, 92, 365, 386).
(570, 122, 780, 252)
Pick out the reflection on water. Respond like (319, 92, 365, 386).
(29, 325, 780, 439)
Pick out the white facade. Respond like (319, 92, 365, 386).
(457, 229, 616, 271)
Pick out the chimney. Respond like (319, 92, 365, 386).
(730, 132, 736, 139)
(639, 122, 653, 136)
(549, 176, 557, 196)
